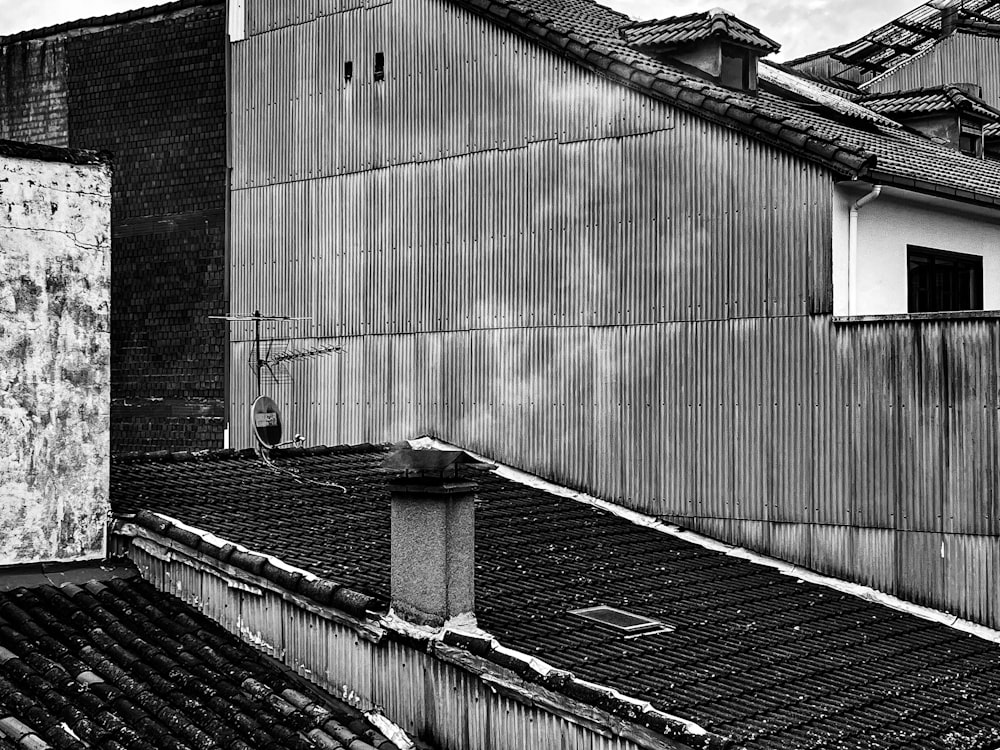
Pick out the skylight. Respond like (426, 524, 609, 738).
(570, 606, 675, 637)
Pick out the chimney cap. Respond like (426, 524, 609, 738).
(381, 444, 495, 478)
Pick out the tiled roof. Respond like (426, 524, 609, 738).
(0, 572, 407, 750)
(786, 0, 1000, 83)
(619, 9, 780, 54)
(438, 0, 1000, 206)
(860, 85, 1000, 120)
(111, 444, 1000, 750)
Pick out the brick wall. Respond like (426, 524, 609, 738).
(0, 39, 68, 146)
(65, 7, 226, 219)
(0, 3, 228, 453)
(0, 4, 228, 453)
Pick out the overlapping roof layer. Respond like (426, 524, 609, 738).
(787, 0, 1000, 83)
(0, 573, 405, 750)
(860, 85, 1000, 119)
(620, 10, 781, 53)
(112, 445, 1000, 750)
(437, 0, 1000, 205)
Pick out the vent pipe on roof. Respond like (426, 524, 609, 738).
(932, 0, 962, 37)
(382, 445, 492, 628)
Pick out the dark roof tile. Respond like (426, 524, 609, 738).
(111, 444, 1000, 750)
(620, 9, 781, 54)
(0, 576, 408, 750)
(860, 85, 1000, 120)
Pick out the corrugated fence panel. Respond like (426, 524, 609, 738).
(230, 316, 1000, 628)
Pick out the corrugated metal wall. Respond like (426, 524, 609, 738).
(865, 33, 1000, 110)
(230, 0, 1000, 628)
(227, 316, 1000, 627)
(126, 538, 654, 750)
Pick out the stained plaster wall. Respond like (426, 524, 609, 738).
(0, 154, 111, 564)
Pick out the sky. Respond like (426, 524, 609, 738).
(0, 0, 921, 60)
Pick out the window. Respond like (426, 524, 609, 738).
(720, 45, 755, 91)
(374, 52, 384, 81)
(959, 119, 984, 158)
(907, 246, 983, 313)
(959, 131, 982, 158)
(344, 60, 353, 82)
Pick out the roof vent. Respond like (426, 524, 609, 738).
(570, 606, 675, 638)
(930, 0, 961, 37)
(620, 8, 780, 92)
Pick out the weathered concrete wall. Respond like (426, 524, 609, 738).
(0, 153, 111, 564)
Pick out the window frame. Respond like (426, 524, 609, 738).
(907, 245, 984, 314)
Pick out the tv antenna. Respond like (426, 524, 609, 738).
(210, 310, 343, 394)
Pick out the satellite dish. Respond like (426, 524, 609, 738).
(251, 396, 283, 448)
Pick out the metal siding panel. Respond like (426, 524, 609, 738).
(232, 0, 1000, 628)
(867, 34, 1000, 110)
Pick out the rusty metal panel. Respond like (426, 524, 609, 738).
(769, 315, 812, 524)
(729, 318, 771, 522)
(810, 316, 850, 527)
(942, 321, 999, 537)
(809, 524, 854, 581)
(945, 534, 994, 627)
(895, 531, 946, 609)
(852, 527, 896, 593)
(865, 33, 1000, 110)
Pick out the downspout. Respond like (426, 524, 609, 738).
(848, 185, 882, 316)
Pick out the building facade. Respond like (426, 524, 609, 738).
(227, 0, 1000, 628)
(0, 0, 227, 452)
(0, 142, 111, 565)
(789, 1, 1000, 109)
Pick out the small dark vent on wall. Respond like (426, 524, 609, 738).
(374, 52, 385, 81)
(570, 606, 675, 638)
(344, 60, 353, 82)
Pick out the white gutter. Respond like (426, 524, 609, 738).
(848, 184, 882, 316)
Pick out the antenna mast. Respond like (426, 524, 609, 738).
(209, 310, 313, 395)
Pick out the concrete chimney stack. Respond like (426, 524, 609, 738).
(382, 446, 491, 627)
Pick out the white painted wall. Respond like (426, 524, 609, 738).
(0, 153, 111, 564)
(833, 183, 1000, 316)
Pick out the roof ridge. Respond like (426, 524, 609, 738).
(858, 83, 1000, 119)
(0, 0, 223, 45)
(113, 442, 388, 464)
(129, 510, 388, 617)
(461, 0, 873, 175)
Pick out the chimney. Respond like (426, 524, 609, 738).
(934, 0, 961, 37)
(382, 445, 491, 627)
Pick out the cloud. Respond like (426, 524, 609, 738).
(597, 0, 921, 60)
(0, 0, 153, 36)
(2, 1, 923, 65)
